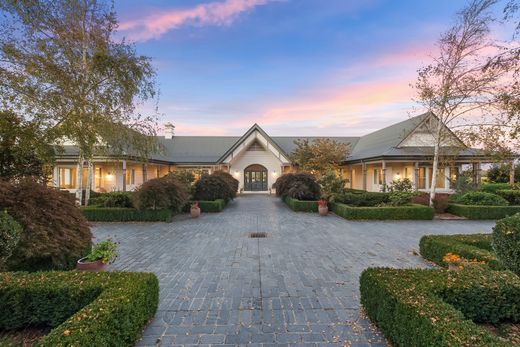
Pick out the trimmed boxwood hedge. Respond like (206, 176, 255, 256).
(447, 203, 520, 219)
(81, 207, 172, 222)
(196, 199, 227, 212)
(0, 271, 159, 346)
(331, 202, 434, 220)
(419, 234, 504, 270)
(481, 182, 511, 193)
(282, 196, 318, 212)
(360, 266, 520, 347)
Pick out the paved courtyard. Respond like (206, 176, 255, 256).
(93, 195, 495, 347)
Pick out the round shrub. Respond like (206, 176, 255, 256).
(459, 191, 508, 206)
(492, 213, 520, 275)
(193, 175, 234, 202)
(0, 210, 22, 267)
(212, 171, 239, 194)
(274, 173, 320, 200)
(0, 179, 92, 271)
(133, 176, 189, 212)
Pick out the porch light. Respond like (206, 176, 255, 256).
(233, 170, 240, 178)
(106, 172, 113, 181)
(272, 171, 278, 177)
(395, 172, 401, 179)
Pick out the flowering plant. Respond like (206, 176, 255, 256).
(318, 199, 327, 208)
(442, 253, 461, 265)
(191, 202, 199, 209)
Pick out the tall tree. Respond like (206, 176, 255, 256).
(290, 138, 350, 177)
(414, 0, 517, 207)
(0, 0, 159, 205)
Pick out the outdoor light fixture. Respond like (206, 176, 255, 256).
(233, 170, 240, 178)
(272, 171, 278, 177)
(395, 172, 401, 179)
(106, 172, 113, 181)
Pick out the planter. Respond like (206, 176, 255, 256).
(76, 257, 107, 272)
(318, 206, 329, 216)
(191, 207, 201, 218)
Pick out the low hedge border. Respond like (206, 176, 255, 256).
(0, 271, 159, 346)
(331, 202, 434, 220)
(182, 199, 227, 213)
(419, 234, 504, 270)
(447, 204, 520, 220)
(360, 266, 520, 347)
(282, 196, 318, 212)
(80, 207, 172, 222)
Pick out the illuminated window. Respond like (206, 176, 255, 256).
(373, 168, 382, 185)
(418, 168, 426, 189)
(428, 168, 445, 188)
(126, 168, 135, 185)
(59, 167, 76, 189)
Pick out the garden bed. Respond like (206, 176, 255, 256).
(80, 207, 172, 222)
(447, 204, 520, 219)
(0, 271, 159, 346)
(419, 233, 504, 270)
(331, 202, 434, 220)
(360, 266, 520, 347)
(282, 196, 318, 212)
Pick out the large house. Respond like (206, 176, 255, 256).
(51, 113, 489, 194)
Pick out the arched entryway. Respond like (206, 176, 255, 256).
(244, 164, 268, 191)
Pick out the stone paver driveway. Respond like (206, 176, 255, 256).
(93, 195, 495, 347)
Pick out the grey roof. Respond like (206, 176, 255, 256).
(57, 113, 488, 164)
(346, 113, 430, 162)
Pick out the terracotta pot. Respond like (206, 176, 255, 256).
(318, 206, 328, 216)
(76, 257, 107, 272)
(191, 207, 201, 218)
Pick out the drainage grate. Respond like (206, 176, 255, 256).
(249, 232, 268, 238)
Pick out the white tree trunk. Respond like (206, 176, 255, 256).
(429, 119, 443, 208)
(75, 156, 84, 205)
(85, 160, 93, 206)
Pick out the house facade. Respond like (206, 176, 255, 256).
(51, 113, 489, 194)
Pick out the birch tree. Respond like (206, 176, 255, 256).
(415, 0, 513, 207)
(0, 0, 159, 205)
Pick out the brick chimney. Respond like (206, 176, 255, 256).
(164, 123, 175, 139)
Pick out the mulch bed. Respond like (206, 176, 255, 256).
(0, 327, 50, 347)
(479, 322, 520, 345)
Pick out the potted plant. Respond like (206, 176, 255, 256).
(191, 202, 201, 218)
(77, 239, 118, 271)
(318, 199, 328, 216)
(442, 252, 461, 272)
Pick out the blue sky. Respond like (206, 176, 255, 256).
(114, 0, 477, 136)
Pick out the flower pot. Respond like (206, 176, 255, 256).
(76, 257, 107, 272)
(191, 207, 201, 218)
(318, 206, 328, 216)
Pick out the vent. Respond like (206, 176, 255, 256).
(249, 232, 268, 238)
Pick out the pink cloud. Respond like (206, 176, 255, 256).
(120, 0, 279, 42)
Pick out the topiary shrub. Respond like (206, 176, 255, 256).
(492, 213, 520, 275)
(212, 171, 239, 194)
(193, 174, 234, 202)
(89, 191, 134, 208)
(133, 175, 189, 212)
(459, 191, 508, 206)
(0, 210, 21, 268)
(0, 179, 92, 271)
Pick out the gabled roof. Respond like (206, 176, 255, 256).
(346, 113, 432, 162)
(215, 123, 290, 163)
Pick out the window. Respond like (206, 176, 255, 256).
(373, 168, 382, 185)
(404, 167, 409, 179)
(418, 167, 426, 189)
(428, 168, 445, 189)
(95, 167, 102, 189)
(59, 167, 76, 189)
(126, 168, 135, 185)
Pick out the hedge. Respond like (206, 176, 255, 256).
(282, 196, 318, 212)
(496, 189, 520, 205)
(360, 266, 520, 347)
(447, 204, 520, 220)
(0, 271, 159, 346)
(197, 199, 226, 212)
(331, 202, 434, 220)
(81, 207, 172, 222)
(481, 182, 511, 193)
(419, 234, 504, 270)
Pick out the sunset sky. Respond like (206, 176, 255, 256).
(114, 0, 481, 136)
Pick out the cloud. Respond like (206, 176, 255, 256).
(120, 0, 279, 42)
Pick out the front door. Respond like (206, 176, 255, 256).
(244, 164, 268, 191)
